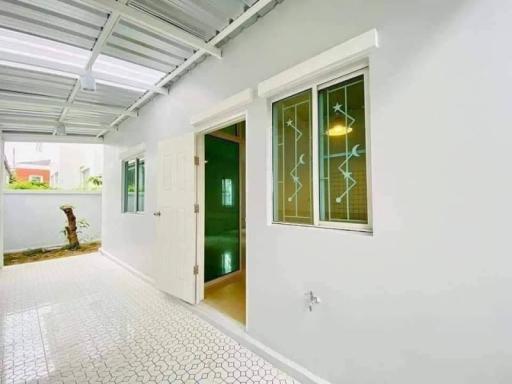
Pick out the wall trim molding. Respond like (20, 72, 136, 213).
(99, 247, 155, 286)
(257, 29, 378, 98)
(190, 88, 254, 130)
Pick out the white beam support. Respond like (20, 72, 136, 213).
(0, 117, 60, 124)
(102, 0, 275, 136)
(0, 54, 167, 95)
(81, 0, 222, 59)
(0, 120, 113, 131)
(87, 11, 121, 72)
(209, 0, 274, 45)
(0, 93, 137, 117)
(58, 83, 80, 124)
(1, 133, 103, 144)
(59, 8, 123, 123)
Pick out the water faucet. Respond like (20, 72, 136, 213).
(306, 291, 321, 312)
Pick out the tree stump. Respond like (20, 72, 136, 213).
(60, 205, 80, 250)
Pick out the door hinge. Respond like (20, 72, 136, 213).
(194, 156, 199, 166)
(194, 203, 199, 213)
(193, 265, 199, 275)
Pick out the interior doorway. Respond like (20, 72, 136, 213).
(202, 121, 246, 324)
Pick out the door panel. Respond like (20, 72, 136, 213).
(155, 133, 197, 304)
(204, 135, 240, 282)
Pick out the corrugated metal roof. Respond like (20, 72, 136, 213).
(126, 0, 254, 42)
(104, 20, 192, 73)
(64, 125, 107, 135)
(0, 64, 75, 99)
(63, 109, 120, 125)
(74, 83, 144, 109)
(0, 0, 281, 141)
(0, 0, 108, 49)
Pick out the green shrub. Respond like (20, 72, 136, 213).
(88, 175, 102, 188)
(7, 180, 51, 190)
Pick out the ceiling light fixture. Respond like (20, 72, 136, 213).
(80, 71, 96, 92)
(55, 123, 66, 136)
(327, 124, 353, 137)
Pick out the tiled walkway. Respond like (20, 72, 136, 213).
(0, 253, 297, 384)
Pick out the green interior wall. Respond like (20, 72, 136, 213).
(204, 134, 240, 282)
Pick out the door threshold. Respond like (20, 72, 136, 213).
(188, 301, 247, 334)
(204, 269, 242, 288)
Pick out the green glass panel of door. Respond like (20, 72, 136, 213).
(205, 134, 240, 282)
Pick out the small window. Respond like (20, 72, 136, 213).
(29, 175, 43, 183)
(221, 178, 233, 207)
(271, 68, 371, 231)
(123, 157, 145, 213)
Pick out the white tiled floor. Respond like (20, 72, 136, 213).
(0, 253, 297, 384)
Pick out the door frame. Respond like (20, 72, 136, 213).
(195, 111, 248, 326)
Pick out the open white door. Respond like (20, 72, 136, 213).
(154, 133, 198, 304)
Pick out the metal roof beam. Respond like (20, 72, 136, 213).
(0, 54, 167, 95)
(81, 0, 222, 59)
(59, 8, 124, 123)
(102, 0, 274, 134)
(0, 120, 113, 130)
(1, 132, 103, 144)
(0, 93, 137, 117)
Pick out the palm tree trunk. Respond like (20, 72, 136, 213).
(60, 205, 80, 249)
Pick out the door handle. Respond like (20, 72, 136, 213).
(153, 211, 161, 217)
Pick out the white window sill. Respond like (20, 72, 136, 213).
(270, 221, 373, 236)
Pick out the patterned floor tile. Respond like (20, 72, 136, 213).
(0, 253, 298, 384)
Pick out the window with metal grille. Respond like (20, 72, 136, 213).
(272, 68, 371, 231)
(123, 157, 145, 213)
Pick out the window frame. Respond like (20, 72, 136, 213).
(270, 64, 373, 233)
(271, 88, 314, 225)
(121, 153, 145, 214)
(28, 175, 43, 183)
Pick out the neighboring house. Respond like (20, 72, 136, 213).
(14, 160, 51, 184)
(4, 142, 103, 190)
(49, 144, 102, 190)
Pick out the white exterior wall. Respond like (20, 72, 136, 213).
(53, 144, 103, 189)
(0, 139, 3, 267)
(101, 0, 512, 383)
(4, 191, 101, 252)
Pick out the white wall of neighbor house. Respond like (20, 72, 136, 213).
(101, 0, 512, 383)
(0, 139, 3, 267)
(55, 144, 103, 189)
(4, 191, 101, 252)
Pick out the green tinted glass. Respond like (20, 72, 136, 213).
(137, 158, 145, 212)
(318, 74, 368, 223)
(124, 160, 136, 213)
(205, 134, 240, 282)
(272, 90, 313, 224)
